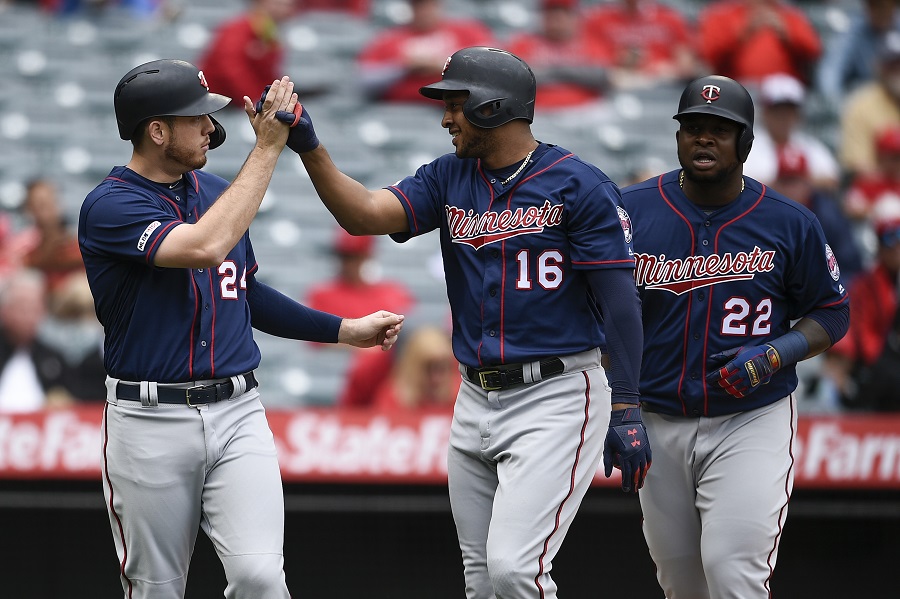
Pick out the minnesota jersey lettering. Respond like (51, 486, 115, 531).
(634, 246, 776, 294)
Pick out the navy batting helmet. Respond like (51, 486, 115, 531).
(114, 59, 231, 149)
(673, 75, 755, 162)
(419, 46, 536, 129)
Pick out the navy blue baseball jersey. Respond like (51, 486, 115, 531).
(621, 170, 849, 417)
(78, 166, 261, 382)
(388, 143, 634, 367)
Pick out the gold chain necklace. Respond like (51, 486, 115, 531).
(679, 170, 744, 193)
(501, 148, 536, 185)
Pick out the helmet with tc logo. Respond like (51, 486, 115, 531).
(673, 75, 755, 163)
(419, 47, 536, 129)
(114, 59, 231, 149)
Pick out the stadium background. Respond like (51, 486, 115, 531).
(0, 0, 898, 597)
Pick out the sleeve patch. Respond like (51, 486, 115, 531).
(137, 220, 162, 251)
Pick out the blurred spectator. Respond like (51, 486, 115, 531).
(367, 324, 459, 411)
(581, 0, 701, 90)
(356, 0, 494, 104)
(197, 0, 297, 109)
(505, 0, 612, 111)
(297, 0, 368, 16)
(844, 126, 900, 223)
(743, 73, 841, 190)
(0, 211, 32, 285)
(770, 147, 864, 281)
(817, 0, 900, 114)
(0, 269, 72, 412)
(44, 274, 106, 402)
(826, 200, 900, 410)
(39, 0, 176, 19)
(697, 0, 822, 86)
(19, 178, 85, 308)
(309, 229, 415, 407)
(305, 228, 415, 320)
(838, 31, 900, 177)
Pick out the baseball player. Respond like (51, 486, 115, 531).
(266, 46, 651, 598)
(620, 75, 850, 598)
(78, 59, 404, 599)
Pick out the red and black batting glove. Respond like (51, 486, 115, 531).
(603, 406, 651, 494)
(255, 85, 320, 154)
(706, 344, 781, 399)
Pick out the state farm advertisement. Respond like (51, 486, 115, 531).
(1, 407, 899, 489)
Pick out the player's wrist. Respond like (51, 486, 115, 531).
(766, 330, 809, 370)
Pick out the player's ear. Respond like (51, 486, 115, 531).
(146, 119, 169, 147)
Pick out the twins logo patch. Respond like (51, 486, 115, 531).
(701, 84, 721, 103)
(825, 243, 840, 281)
(137, 220, 161, 251)
(617, 206, 632, 244)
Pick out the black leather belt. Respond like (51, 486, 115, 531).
(116, 372, 258, 406)
(463, 358, 565, 391)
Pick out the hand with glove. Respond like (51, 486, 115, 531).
(255, 84, 320, 154)
(603, 406, 652, 493)
(706, 330, 809, 399)
(707, 344, 780, 398)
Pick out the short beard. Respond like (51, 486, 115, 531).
(164, 132, 207, 171)
(454, 126, 494, 160)
(679, 157, 740, 186)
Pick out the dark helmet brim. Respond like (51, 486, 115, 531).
(166, 91, 232, 119)
(673, 105, 751, 129)
(419, 79, 468, 100)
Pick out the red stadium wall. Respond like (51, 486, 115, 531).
(2, 406, 900, 488)
(1, 407, 898, 598)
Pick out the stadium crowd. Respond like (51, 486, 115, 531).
(0, 0, 898, 413)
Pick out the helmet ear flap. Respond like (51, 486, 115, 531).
(737, 127, 754, 163)
(209, 115, 226, 149)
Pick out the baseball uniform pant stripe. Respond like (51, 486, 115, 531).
(639, 396, 796, 599)
(448, 348, 609, 599)
(101, 389, 290, 599)
(102, 402, 135, 599)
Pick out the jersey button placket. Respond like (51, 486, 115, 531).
(482, 247, 503, 360)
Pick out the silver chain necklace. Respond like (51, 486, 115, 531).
(500, 148, 535, 185)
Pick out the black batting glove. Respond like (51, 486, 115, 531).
(603, 406, 651, 493)
(255, 85, 320, 154)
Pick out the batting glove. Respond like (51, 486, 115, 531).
(255, 85, 320, 154)
(707, 344, 781, 399)
(603, 407, 651, 494)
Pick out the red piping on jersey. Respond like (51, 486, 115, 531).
(493, 151, 574, 362)
(707, 184, 766, 413)
(144, 221, 179, 264)
(817, 295, 850, 308)
(500, 240, 508, 363)
(189, 170, 199, 193)
(188, 271, 201, 379)
(102, 404, 134, 598)
(765, 395, 796, 597)
(657, 175, 697, 416)
(102, 176, 184, 263)
(388, 186, 420, 234)
(154, 193, 184, 218)
(207, 269, 216, 377)
(534, 370, 592, 598)
(475, 164, 498, 366)
(572, 258, 635, 266)
(513, 153, 574, 188)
